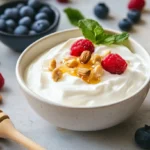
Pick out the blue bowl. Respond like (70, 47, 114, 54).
(0, 0, 60, 52)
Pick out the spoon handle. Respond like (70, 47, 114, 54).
(3, 120, 45, 150)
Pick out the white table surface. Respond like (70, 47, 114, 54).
(0, 0, 150, 149)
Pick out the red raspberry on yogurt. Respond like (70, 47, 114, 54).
(70, 39, 95, 56)
(101, 53, 127, 74)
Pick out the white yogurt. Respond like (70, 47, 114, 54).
(25, 37, 148, 107)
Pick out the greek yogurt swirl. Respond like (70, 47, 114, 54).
(25, 37, 148, 107)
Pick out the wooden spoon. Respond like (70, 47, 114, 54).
(0, 110, 45, 150)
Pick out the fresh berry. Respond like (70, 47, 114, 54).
(4, 8, 19, 20)
(17, 3, 25, 10)
(0, 19, 6, 31)
(127, 10, 141, 23)
(14, 25, 29, 35)
(0, 73, 4, 89)
(135, 125, 150, 149)
(29, 30, 37, 35)
(19, 6, 35, 18)
(12, 8, 19, 19)
(94, 3, 109, 19)
(5, 19, 16, 33)
(19, 17, 32, 27)
(6, 19, 16, 29)
(28, 0, 42, 10)
(119, 18, 132, 31)
(128, 0, 145, 11)
(57, 0, 70, 3)
(0, 14, 7, 20)
(101, 54, 127, 74)
(70, 39, 95, 56)
(35, 12, 48, 20)
(32, 19, 50, 33)
(39, 6, 54, 16)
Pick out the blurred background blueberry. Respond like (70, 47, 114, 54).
(17, 3, 25, 10)
(0, 14, 7, 20)
(6, 19, 16, 29)
(19, 16, 32, 27)
(119, 18, 132, 31)
(32, 19, 50, 33)
(40, 6, 53, 16)
(29, 30, 37, 35)
(35, 12, 48, 20)
(4, 8, 19, 20)
(14, 25, 29, 35)
(127, 10, 141, 23)
(19, 6, 35, 18)
(28, 0, 42, 10)
(94, 3, 109, 19)
(0, 19, 6, 31)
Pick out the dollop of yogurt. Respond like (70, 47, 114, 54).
(25, 37, 148, 107)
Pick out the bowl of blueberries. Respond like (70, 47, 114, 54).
(0, 0, 60, 52)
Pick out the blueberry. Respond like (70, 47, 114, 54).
(14, 25, 29, 35)
(19, 6, 35, 18)
(39, 6, 54, 16)
(5, 8, 19, 20)
(94, 3, 109, 19)
(135, 125, 150, 149)
(0, 19, 6, 31)
(17, 3, 25, 10)
(6, 19, 16, 29)
(19, 17, 32, 27)
(29, 30, 37, 35)
(127, 10, 141, 23)
(28, 0, 42, 10)
(0, 14, 7, 20)
(4, 8, 12, 19)
(119, 18, 132, 31)
(32, 19, 50, 33)
(35, 12, 48, 20)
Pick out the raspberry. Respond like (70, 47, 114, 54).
(70, 39, 95, 56)
(101, 54, 127, 74)
(128, 0, 145, 11)
(0, 73, 4, 89)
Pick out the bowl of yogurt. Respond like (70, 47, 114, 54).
(16, 27, 150, 131)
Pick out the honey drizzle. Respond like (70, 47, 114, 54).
(59, 58, 101, 84)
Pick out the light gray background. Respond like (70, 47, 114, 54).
(0, 0, 150, 149)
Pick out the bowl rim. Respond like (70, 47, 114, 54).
(0, 0, 60, 37)
(16, 28, 150, 109)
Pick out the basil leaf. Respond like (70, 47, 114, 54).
(64, 8, 85, 26)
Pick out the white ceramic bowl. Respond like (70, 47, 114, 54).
(16, 29, 150, 131)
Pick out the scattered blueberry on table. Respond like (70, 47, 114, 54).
(135, 125, 150, 149)
(94, 3, 109, 19)
(119, 19, 132, 31)
(127, 10, 141, 23)
(0, 0, 55, 35)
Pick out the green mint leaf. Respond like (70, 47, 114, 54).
(103, 34, 116, 44)
(78, 19, 103, 43)
(78, 19, 129, 45)
(115, 32, 129, 43)
(64, 8, 85, 26)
